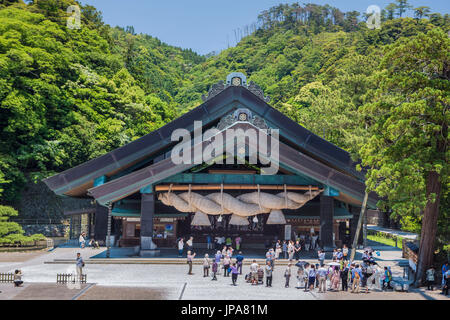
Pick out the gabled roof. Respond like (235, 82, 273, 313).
(43, 84, 364, 198)
(87, 122, 378, 208)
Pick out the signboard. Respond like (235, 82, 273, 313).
(126, 218, 140, 222)
(284, 224, 292, 241)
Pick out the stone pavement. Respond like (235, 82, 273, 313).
(0, 246, 447, 300)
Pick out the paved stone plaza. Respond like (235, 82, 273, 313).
(0, 247, 448, 300)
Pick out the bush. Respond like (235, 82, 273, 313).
(0, 205, 46, 246)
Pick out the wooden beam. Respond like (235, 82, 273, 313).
(155, 184, 320, 191)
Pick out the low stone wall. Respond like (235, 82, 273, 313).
(21, 224, 68, 237)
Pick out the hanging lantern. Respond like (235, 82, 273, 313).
(266, 210, 286, 225)
(229, 214, 249, 226)
(252, 215, 258, 223)
(191, 211, 211, 226)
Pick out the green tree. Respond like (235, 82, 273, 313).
(414, 6, 431, 20)
(360, 28, 449, 285)
(395, 0, 413, 17)
(0, 205, 44, 245)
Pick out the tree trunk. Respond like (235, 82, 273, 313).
(414, 170, 442, 286)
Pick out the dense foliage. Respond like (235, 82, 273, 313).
(0, 0, 448, 260)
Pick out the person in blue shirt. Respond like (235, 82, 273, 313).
(336, 249, 343, 260)
(282, 241, 288, 259)
(441, 262, 449, 286)
(383, 266, 393, 290)
(236, 251, 244, 275)
(206, 235, 212, 250)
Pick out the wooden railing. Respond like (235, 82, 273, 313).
(0, 273, 14, 282)
(56, 273, 87, 284)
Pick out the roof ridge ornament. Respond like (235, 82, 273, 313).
(201, 72, 270, 103)
(216, 108, 270, 132)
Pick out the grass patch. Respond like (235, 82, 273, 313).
(367, 233, 403, 249)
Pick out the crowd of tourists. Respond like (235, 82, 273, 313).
(180, 235, 450, 296)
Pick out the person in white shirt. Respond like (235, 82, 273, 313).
(177, 238, 184, 257)
(311, 233, 318, 250)
(79, 233, 85, 249)
(317, 265, 328, 293)
(250, 260, 259, 285)
(186, 236, 193, 252)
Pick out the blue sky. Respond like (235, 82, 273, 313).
(79, 0, 449, 55)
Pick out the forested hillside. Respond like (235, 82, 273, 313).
(0, 0, 448, 251)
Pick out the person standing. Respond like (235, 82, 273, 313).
(187, 251, 196, 275)
(236, 251, 244, 275)
(288, 241, 295, 261)
(206, 235, 212, 250)
(79, 233, 85, 249)
(341, 262, 349, 291)
(227, 246, 234, 258)
(235, 235, 241, 251)
(351, 264, 362, 293)
(225, 236, 232, 248)
(332, 249, 338, 261)
(308, 264, 316, 291)
(317, 264, 328, 293)
(76, 252, 84, 282)
(284, 263, 292, 288)
(211, 260, 218, 281)
(215, 250, 222, 264)
(231, 263, 239, 286)
(342, 244, 349, 260)
(425, 266, 435, 291)
(221, 245, 228, 257)
(441, 262, 449, 287)
(311, 233, 318, 251)
(250, 260, 259, 285)
(203, 254, 211, 277)
(336, 248, 343, 261)
(296, 267, 304, 289)
(318, 250, 325, 266)
(382, 266, 392, 290)
(186, 236, 194, 253)
(177, 238, 184, 257)
(305, 235, 311, 251)
(282, 240, 287, 259)
(265, 261, 273, 287)
(294, 241, 301, 260)
(223, 254, 231, 277)
(442, 268, 450, 296)
(275, 240, 282, 260)
(331, 267, 340, 291)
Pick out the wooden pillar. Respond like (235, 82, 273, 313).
(320, 195, 334, 250)
(140, 192, 159, 256)
(93, 175, 107, 243)
(106, 202, 112, 258)
(94, 203, 108, 243)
